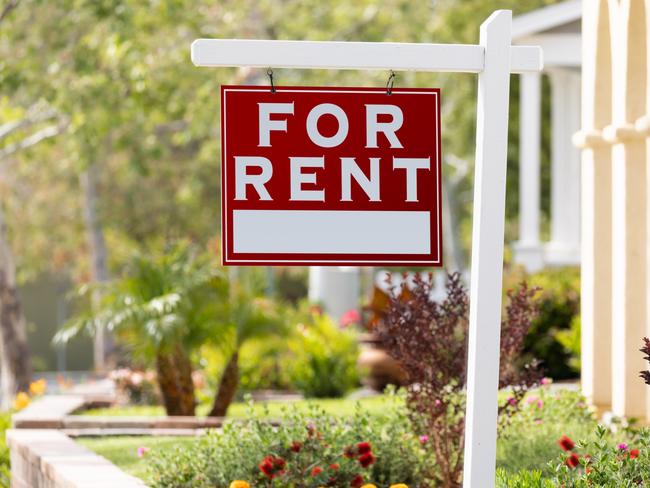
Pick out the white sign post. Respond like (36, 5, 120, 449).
(192, 10, 542, 487)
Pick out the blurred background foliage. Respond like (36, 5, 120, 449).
(504, 266, 581, 380)
(0, 0, 578, 385)
(1, 0, 560, 283)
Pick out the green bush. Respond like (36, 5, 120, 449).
(555, 315, 581, 372)
(504, 266, 580, 379)
(198, 303, 360, 400)
(238, 338, 292, 393)
(146, 399, 423, 488)
(273, 267, 308, 305)
(285, 311, 360, 398)
(0, 410, 11, 488)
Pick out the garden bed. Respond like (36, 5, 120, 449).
(78, 388, 601, 487)
(10, 385, 648, 487)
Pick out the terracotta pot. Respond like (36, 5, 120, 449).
(357, 333, 407, 391)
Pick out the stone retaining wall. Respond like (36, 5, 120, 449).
(7, 393, 258, 487)
(7, 429, 146, 488)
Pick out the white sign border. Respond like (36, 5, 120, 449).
(221, 86, 442, 265)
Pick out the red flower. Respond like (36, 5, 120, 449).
(290, 441, 302, 453)
(311, 466, 323, 477)
(340, 309, 361, 328)
(258, 455, 286, 479)
(350, 475, 364, 488)
(558, 436, 575, 452)
(344, 447, 355, 459)
(630, 449, 640, 459)
(330, 463, 340, 470)
(259, 457, 275, 478)
(565, 453, 580, 469)
(357, 442, 372, 455)
(359, 452, 376, 468)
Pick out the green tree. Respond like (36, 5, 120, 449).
(0, 0, 563, 278)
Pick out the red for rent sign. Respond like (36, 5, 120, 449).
(220, 85, 442, 266)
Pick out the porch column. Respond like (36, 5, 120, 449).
(513, 72, 544, 272)
(575, 0, 612, 409)
(546, 68, 582, 266)
(308, 267, 360, 321)
(606, 0, 647, 419)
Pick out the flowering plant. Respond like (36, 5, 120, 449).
(109, 368, 160, 405)
(552, 425, 650, 486)
(255, 436, 379, 486)
(147, 399, 424, 487)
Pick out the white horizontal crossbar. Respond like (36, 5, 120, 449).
(191, 39, 543, 74)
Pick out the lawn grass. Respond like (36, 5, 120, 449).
(76, 436, 196, 480)
(79, 394, 396, 418)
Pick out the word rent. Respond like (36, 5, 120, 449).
(235, 102, 429, 203)
(221, 86, 442, 266)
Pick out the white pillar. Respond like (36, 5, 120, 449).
(576, 0, 613, 410)
(607, 0, 647, 419)
(546, 69, 582, 266)
(308, 267, 360, 321)
(513, 71, 544, 272)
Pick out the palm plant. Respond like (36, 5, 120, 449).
(208, 281, 286, 417)
(56, 244, 228, 416)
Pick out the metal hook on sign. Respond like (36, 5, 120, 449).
(267, 68, 276, 93)
(386, 70, 396, 95)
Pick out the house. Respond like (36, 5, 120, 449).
(512, 0, 582, 271)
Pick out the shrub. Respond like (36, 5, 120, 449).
(286, 311, 360, 398)
(237, 338, 292, 393)
(555, 315, 581, 372)
(377, 272, 542, 487)
(551, 425, 650, 486)
(200, 339, 293, 397)
(146, 399, 424, 487)
(505, 267, 580, 380)
(0, 410, 10, 488)
(273, 267, 309, 305)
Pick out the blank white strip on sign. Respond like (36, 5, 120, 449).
(233, 210, 431, 254)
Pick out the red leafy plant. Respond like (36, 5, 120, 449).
(377, 272, 542, 487)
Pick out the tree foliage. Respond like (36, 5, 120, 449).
(0, 0, 562, 280)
